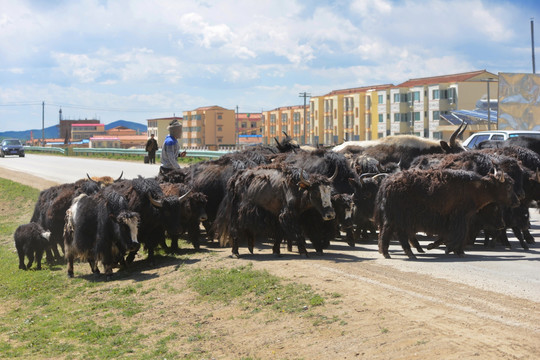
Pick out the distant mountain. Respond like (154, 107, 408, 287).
(0, 120, 147, 141)
(105, 120, 147, 133)
(0, 125, 59, 141)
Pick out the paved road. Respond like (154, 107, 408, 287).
(1, 154, 539, 302)
(0, 153, 161, 183)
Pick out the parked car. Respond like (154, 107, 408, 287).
(462, 130, 540, 149)
(0, 139, 25, 157)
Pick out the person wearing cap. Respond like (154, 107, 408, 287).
(145, 133, 158, 164)
(160, 120, 185, 174)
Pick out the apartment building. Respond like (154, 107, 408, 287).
(182, 106, 235, 150)
(310, 85, 393, 145)
(71, 123, 106, 140)
(392, 70, 497, 139)
(308, 70, 497, 145)
(237, 112, 263, 146)
(262, 105, 309, 145)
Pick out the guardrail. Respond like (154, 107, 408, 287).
(24, 146, 66, 155)
(24, 146, 231, 159)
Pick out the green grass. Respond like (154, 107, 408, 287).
(0, 178, 332, 359)
(187, 263, 325, 314)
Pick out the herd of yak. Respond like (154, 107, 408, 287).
(13, 122, 540, 279)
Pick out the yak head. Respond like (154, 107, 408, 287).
(297, 169, 336, 221)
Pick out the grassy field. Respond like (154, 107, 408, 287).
(0, 178, 334, 359)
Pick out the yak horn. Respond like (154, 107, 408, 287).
(449, 120, 464, 147)
(328, 166, 339, 182)
(299, 170, 311, 187)
(372, 173, 390, 182)
(148, 194, 163, 208)
(282, 131, 289, 137)
(86, 173, 98, 184)
(115, 171, 124, 182)
(178, 189, 192, 201)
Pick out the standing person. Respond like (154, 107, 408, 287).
(145, 133, 158, 164)
(160, 120, 185, 174)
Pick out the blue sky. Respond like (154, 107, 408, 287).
(0, 0, 538, 131)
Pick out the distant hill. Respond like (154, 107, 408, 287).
(105, 120, 147, 133)
(0, 120, 147, 141)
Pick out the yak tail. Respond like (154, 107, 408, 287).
(213, 192, 234, 247)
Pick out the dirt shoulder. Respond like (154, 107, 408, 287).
(0, 166, 60, 190)
(2, 167, 538, 359)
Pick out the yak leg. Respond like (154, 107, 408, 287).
(378, 223, 393, 259)
(188, 223, 201, 251)
(497, 230, 512, 248)
(168, 234, 179, 253)
(35, 248, 45, 270)
(26, 252, 35, 270)
(67, 256, 75, 278)
(523, 228, 535, 244)
(344, 227, 355, 248)
(18, 252, 27, 270)
(397, 232, 416, 259)
(409, 237, 424, 253)
(511, 227, 529, 250)
(445, 222, 467, 257)
(272, 237, 282, 256)
(427, 238, 445, 250)
(88, 258, 100, 274)
(231, 237, 240, 258)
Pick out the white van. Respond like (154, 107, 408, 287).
(462, 130, 540, 149)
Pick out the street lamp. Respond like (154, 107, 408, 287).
(480, 78, 497, 130)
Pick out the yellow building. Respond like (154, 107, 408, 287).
(262, 105, 309, 146)
(183, 106, 236, 150)
(310, 84, 393, 145)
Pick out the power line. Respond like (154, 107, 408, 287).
(0, 101, 178, 113)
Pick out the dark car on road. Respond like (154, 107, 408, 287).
(0, 139, 25, 157)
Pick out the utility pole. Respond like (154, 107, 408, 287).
(41, 101, 45, 146)
(299, 92, 311, 145)
(235, 105, 239, 147)
(532, 18, 536, 74)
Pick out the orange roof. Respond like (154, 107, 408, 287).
(324, 83, 395, 96)
(193, 105, 230, 111)
(267, 105, 306, 112)
(397, 70, 494, 87)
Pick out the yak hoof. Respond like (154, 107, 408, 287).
(406, 252, 417, 260)
(19, 265, 27, 270)
(67, 271, 74, 278)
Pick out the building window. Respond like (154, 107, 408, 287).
(378, 94, 384, 104)
(432, 89, 439, 100)
(281, 113, 288, 123)
(217, 114, 223, 120)
(394, 93, 400, 103)
(379, 114, 384, 123)
(414, 112, 421, 121)
(412, 91, 420, 102)
(217, 126, 223, 132)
